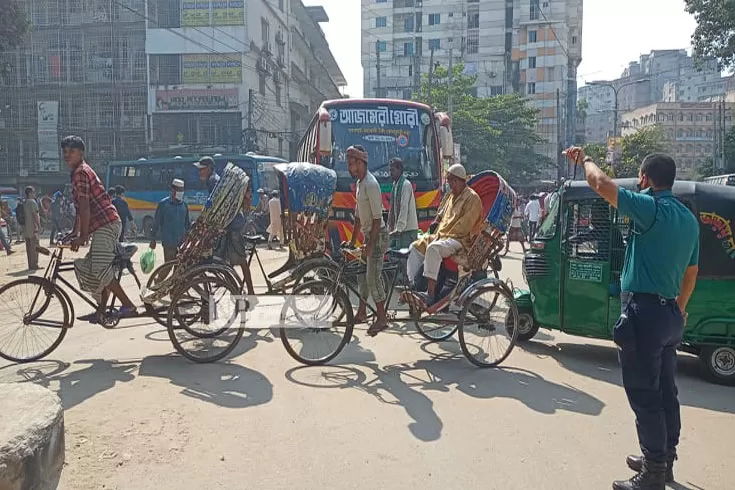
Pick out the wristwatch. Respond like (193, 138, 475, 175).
(583, 156, 594, 164)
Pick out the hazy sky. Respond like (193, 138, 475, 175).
(302, 0, 699, 96)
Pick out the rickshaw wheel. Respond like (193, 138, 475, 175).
(414, 317, 458, 341)
(458, 283, 519, 368)
(291, 258, 339, 288)
(513, 309, 540, 342)
(700, 346, 735, 386)
(279, 279, 354, 366)
(166, 273, 244, 363)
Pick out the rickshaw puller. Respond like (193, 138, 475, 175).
(346, 145, 390, 336)
(407, 164, 483, 304)
(565, 148, 699, 490)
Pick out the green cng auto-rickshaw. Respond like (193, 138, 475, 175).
(514, 179, 735, 385)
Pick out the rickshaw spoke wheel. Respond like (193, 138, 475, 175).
(166, 273, 244, 363)
(458, 284, 519, 368)
(0, 277, 70, 363)
(414, 316, 458, 342)
(279, 279, 354, 366)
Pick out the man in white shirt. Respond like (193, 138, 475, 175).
(524, 195, 541, 240)
(267, 190, 284, 250)
(347, 145, 390, 336)
(387, 157, 418, 250)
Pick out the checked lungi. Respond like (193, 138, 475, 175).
(74, 220, 122, 303)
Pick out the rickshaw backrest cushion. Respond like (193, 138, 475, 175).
(467, 172, 502, 222)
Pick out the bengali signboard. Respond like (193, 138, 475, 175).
(183, 54, 242, 84)
(183, 0, 211, 26)
(37, 101, 59, 172)
(212, 0, 244, 25)
(155, 89, 239, 112)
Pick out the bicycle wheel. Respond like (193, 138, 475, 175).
(414, 316, 459, 341)
(166, 273, 244, 363)
(291, 257, 339, 288)
(280, 279, 354, 366)
(458, 283, 519, 368)
(0, 277, 70, 363)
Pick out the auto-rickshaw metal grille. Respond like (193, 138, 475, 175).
(564, 200, 617, 261)
(523, 253, 548, 278)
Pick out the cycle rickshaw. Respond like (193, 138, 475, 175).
(0, 163, 250, 364)
(279, 170, 522, 368)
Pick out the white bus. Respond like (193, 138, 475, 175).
(704, 174, 735, 186)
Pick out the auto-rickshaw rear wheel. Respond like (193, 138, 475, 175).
(514, 308, 540, 342)
(699, 345, 735, 386)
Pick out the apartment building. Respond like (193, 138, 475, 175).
(0, 0, 148, 190)
(360, 0, 583, 175)
(621, 102, 735, 178)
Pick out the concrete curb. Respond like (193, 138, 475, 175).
(0, 383, 65, 490)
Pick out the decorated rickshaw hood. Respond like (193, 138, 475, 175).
(274, 162, 337, 219)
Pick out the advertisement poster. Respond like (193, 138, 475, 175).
(212, 0, 244, 25)
(37, 101, 59, 131)
(37, 102, 59, 172)
(155, 89, 239, 112)
(182, 0, 211, 27)
(182, 54, 211, 84)
(209, 55, 242, 83)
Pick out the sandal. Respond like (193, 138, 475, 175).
(367, 321, 389, 337)
(113, 306, 138, 319)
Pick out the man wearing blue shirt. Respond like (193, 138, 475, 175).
(565, 148, 699, 490)
(112, 186, 136, 242)
(150, 179, 191, 262)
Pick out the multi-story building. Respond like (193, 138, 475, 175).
(621, 102, 735, 178)
(360, 0, 583, 176)
(0, 0, 148, 190)
(663, 62, 725, 103)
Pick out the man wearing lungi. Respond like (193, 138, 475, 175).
(62, 136, 138, 323)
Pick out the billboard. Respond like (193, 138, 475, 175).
(212, 1, 244, 25)
(183, 1, 211, 27)
(183, 54, 242, 84)
(155, 89, 239, 112)
(37, 101, 60, 172)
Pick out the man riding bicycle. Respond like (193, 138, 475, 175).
(407, 163, 484, 305)
(62, 135, 137, 322)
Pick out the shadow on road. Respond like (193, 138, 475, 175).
(0, 354, 273, 411)
(518, 340, 734, 414)
(285, 336, 604, 443)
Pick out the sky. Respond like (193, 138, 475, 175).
(302, 0, 699, 96)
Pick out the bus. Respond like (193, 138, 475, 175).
(106, 153, 287, 238)
(704, 174, 735, 186)
(296, 98, 453, 244)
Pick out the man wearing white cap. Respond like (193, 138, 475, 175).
(150, 178, 191, 262)
(408, 163, 484, 304)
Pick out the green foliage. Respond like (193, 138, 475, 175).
(693, 126, 735, 179)
(414, 63, 552, 185)
(582, 143, 606, 164)
(612, 126, 668, 178)
(0, 0, 30, 77)
(685, 0, 735, 69)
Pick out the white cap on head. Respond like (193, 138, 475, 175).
(172, 178, 185, 189)
(447, 163, 467, 180)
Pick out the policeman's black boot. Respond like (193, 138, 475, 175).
(626, 454, 675, 483)
(613, 459, 666, 490)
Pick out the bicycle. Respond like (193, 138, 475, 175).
(0, 239, 245, 364)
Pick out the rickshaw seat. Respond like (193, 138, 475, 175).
(442, 257, 459, 273)
(244, 234, 264, 243)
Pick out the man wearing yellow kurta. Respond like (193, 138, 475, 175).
(407, 164, 484, 303)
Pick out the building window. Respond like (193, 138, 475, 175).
(402, 88, 412, 100)
(376, 16, 387, 28)
(261, 18, 270, 48)
(429, 13, 441, 25)
(259, 73, 266, 95)
(528, 56, 536, 69)
(527, 82, 536, 95)
(687, 113, 693, 121)
(429, 38, 441, 51)
(469, 11, 480, 29)
(403, 41, 414, 57)
(376, 0, 387, 3)
(528, 30, 537, 43)
(490, 85, 503, 96)
(275, 82, 281, 107)
(707, 130, 713, 139)
(667, 113, 674, 121)
(679, 113, 684, 121)
(530, 0, 540, 20)
(505, 7, 513, 28)
(467, 30, 479, 54)
(278, 0, 284, 11)
(408, 64, 413, 77)
(376, 41, 387, 52)
(404, 16, 414, 32)
(572, 36, 578, 45)
(697, 113, 703, 121)
(706, 113, 713, 121)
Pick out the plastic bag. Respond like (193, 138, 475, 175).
(140, 248, 156, 275)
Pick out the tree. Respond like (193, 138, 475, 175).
(685, 0, 735, 69)
(414, 63, 552, 185)
(583, 143, 606, 164)
(0, 0, 30, 76)
(615, 126, 668, 177)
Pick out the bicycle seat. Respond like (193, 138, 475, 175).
(387, 248, 411, 259)
(115, 242, 138, 260)
(245, 234, 264, 243)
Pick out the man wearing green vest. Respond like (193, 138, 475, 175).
(565, 148, 699, 490)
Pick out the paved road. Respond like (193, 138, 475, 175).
(0, 242, 732, 489)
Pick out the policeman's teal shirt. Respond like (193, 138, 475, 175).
(617, 187, 699, 299)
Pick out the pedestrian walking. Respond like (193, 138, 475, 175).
(150, 179, 191, 263)
(112, 186, 136, 241)
(49, 191, 64, 245)
(387, 157, 419, 250)
(266, 190, 284, 250)
(524, 194, 541, 240)
(565, 147, 699, 490)
(22, 186, 41, 270)
(0, 217, 13, 255)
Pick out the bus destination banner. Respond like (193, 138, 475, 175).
(329, 106, 431, 129)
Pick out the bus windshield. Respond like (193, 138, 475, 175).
(323, 103, 439, 189)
